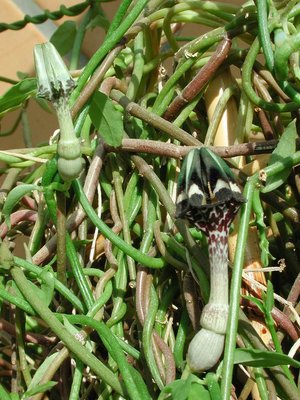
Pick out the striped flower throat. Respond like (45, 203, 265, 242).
(176, 147, 244, 235)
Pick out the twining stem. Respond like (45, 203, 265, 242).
(221, 150, 300, 399)
(56, 192, 67, 286)
(164, 35, 232, 121)
(11, 266, 125, 396)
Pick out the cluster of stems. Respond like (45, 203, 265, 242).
(0, 1, 300, 400)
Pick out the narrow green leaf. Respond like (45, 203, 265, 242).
(0, 240, 14, 271)
(2, 184, 40, 227)
(265, 280, 274, 313)
(39, 269, 55, 307)
(89, 91, 124, 147)
(262, 119, 296, 193)
(205, 373, 221, 400)
(188, 383, 211, 400)
(27, 353, 60, 391)
(50, 21, 77, 56)
(23, 381, 57, 398)
(0, 384, 12, 400)
(242, 295, 265, 314)
(158, 375, 208, 400)
(86, 15, 110, 31)
(0, 78, 36, 116)
(25, 280, 53, 308)
(34, 97, 53, 114)
(234, 348, 300, 368)
(5, 280, 35, 314)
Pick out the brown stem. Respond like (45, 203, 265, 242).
(71, 45, 124, 119)
(284, 273, 300, 316)
(110, 89, 200, 146)
(136, 267, 151, 325)
(164, 36, 232, 121)
(261, 192, 300, 225)
(152, 331, 176, 384)
(0, 318, 56, 345)
(21, 195, 37, 210)
(255, 107, 275, 140)
(182, 272, 200, 330)
(0, 210, 37, 238)
(271, 307, 299, 342)
(100, 76, 127, 96)
(0, 168, 21, 206)
(104, 137, 295, 159)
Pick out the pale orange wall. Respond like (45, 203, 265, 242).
(0, 0, 242, 149)
(0, 0, 119, 148)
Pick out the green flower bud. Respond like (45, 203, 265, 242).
(34, 42, 83, 181)
(34, 42, 75, 106)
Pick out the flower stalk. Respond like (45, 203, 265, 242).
(34, 42, 83, 181)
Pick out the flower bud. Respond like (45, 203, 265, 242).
(34, 42, 75, 106)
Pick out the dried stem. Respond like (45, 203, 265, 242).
(105, 138, 297, 159)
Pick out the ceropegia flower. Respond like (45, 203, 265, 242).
(34, 42, 83, 181)
(176, 148, 244, 371)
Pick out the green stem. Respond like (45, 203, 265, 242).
(69, 7, 94, 70)
(61, 314, 149, 399)
(56, 192, 67, 286)
(111, 157, 136, 281)
(242, 37, 298, 112)
(70, 0, 149, 106)
(0, 286, 35, 315)
(69, 358, 84, 400)
(66, 234, 94, 310)
(221, 151, 300, 399)
(204, 85, 238, 146)
(15, 308, 32, 386)
(72, 179, 166, 268)
(126, 31, 145, 101)
(257, 0, 274, 72)
(13, 256, 85, 312)
(11, 266, 125, 396)
(143, 285, 164, 389)
(221, 179, 255, 399)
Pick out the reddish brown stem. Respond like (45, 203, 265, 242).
(0, 318, 57, 345)
(284, 273, 300, 313)
(104, 137, 293, 158)
(163, 36, 232, 121)
(21, 195, 37, 210)
(271, 308, 299, 342)
(255, 107, 275, 140)
(0, 210, 37, 238)
(71, 45, 124, 118)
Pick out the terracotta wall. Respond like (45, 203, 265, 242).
(0, 0, 118, 148)
(0, 0, 242, 149)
